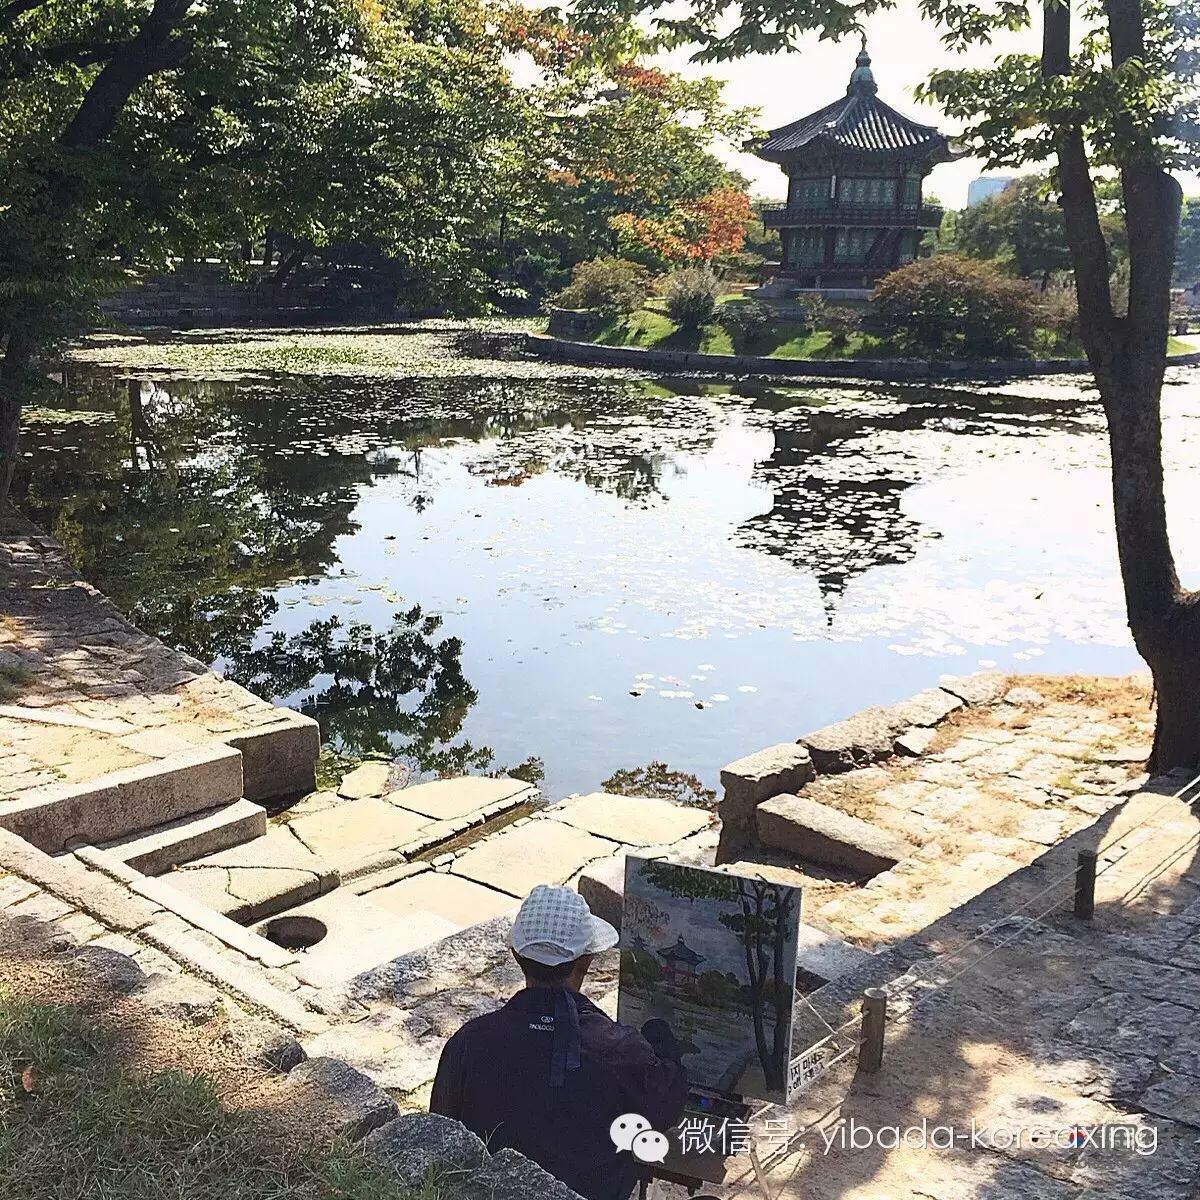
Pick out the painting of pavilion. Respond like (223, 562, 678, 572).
(617, 857, 802, 1105)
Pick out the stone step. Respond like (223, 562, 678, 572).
(161, 826, 339, 924)
(101, 798, 268, 875)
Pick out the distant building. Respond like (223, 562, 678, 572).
(967, 177, 1014, 207)
(754, 42, 960, 290)
(657, 935, 706, 985)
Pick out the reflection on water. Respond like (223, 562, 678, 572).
(16, 335, 1200, 797)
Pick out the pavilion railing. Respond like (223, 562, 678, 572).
(759, 202, 943, 229)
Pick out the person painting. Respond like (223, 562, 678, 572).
(430, 885, 688, 1200)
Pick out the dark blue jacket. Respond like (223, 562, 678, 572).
(430, 987, 687, 1200)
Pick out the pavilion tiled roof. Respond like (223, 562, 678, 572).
(756, 47, 955, 163)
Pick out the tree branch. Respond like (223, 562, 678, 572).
(1044, 0, 1116, 342)
(0, 0, 47, 32)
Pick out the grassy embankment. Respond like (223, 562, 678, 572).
(588, 295, 1195, 361)
(0, 988, 433, 1200)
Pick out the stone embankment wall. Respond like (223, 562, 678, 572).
(526, 331, 1200, 383)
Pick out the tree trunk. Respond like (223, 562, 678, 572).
(0, 333, 34, 502)
(1045, 0, 1198, 770)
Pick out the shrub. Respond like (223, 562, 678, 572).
(797, 294, 828, 334)
(665, 267, 720, 328)
(1037, 287, 1079, 347)
(716, 299, 771, 348)
(873, 254, 1041, 358)
(824, 306, 861, 349)
(552, 257, 651, 317)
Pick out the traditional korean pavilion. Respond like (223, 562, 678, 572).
(657, 935, 706, 985)
(755, 43, 959, 290)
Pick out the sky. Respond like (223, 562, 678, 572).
(648, 3, 1197, 209)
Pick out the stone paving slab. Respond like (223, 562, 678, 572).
(549, 791, 711, 846)
(387, 776, 536, 822)
(367, 870, 519, 928)
(267, 890, 460, 989)
(164, 827, 339, 923)
(449, 820, 616, 897)
(0, 507, 318, 814)
(287, 798, 432, 873)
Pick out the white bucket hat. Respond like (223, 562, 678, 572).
(510, 884, 619, 966)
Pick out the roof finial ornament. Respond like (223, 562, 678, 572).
(848, 35, 877, 96)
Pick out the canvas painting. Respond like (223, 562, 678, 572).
(617, 857, 802, 1105)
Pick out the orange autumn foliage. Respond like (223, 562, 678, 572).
(612, 186, 752, 263)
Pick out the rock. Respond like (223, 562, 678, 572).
(1091, 958, 1200, 1008)
(799, 708, 905, 774)
(1063, 993, 1192, 1057)
(410, 988, 505, 1038)
(138, 975, 223, 1024)
(337, 762, 393, 800)
(894, 727, 937, 757)
(459, 1147, 585, 1200)
(67, 945, 147, 994)
(718, 743, 815, 834)
(757, 794, 913, 876)
(302, 1010, 441, 1094)
(889, 688, 964, 728)
(1003, 686, 1046, 707)
(1140, 1073, 1200, 1127)
(938, 672, 1007, 706)
(280, 1057, 398, 1141)
(365, 1113, 487, 1188)
(229, 1018, 307, 1073)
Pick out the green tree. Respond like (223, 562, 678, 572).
(956, 175, 1072, 287)
(574, 0, 1200, 770)
(1177, 197, 1200, 283)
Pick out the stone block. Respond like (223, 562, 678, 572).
(0, 828, 160, 932)
(718, 744, 815, 833)
(0, 744, 244, 852)
(131, 874, 298, 969)
(279, 1057, 399, 1141)
(269, 890, 459, 990)
(224, 710, 320, 801)
(389, 776, 536, 822)
(459, 1147, 585, 1200)
(106, 799, 267, 875)
(799, 709, 906, 774)
(576, 853, 628, 931)
(336, 763, 393, 800)
(140, 917, 325, 1034)
(228, 1018, 307, 1073)
(894, 727, 937, 757)
(888, 688, 964, 729)
(365, 1114, 488, 1188)
(757, 794, 913, 876)
(302, 1012, 441, 1095)
(288, 797, 431, 874)
(550, 793, 709, 847)
(1003, 686, 1046, 708)
(67, 945, 148, 994)
(450, 821, 616, 898)
(368, 871, 518, 929)
(938, 672, 1008, 706)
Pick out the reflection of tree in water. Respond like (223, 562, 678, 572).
(226, 606, 540, 779)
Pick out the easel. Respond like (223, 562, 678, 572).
(635, 1088, 780, 1200)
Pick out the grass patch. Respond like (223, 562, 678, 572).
(0, 991, 433, 1200)
(585, 301, 1185, 363)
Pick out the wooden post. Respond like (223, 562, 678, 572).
(1074, 849, 1097, 920)
(859, 987, 887, 1073)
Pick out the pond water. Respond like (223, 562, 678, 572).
(15, 325, 1200, 799)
